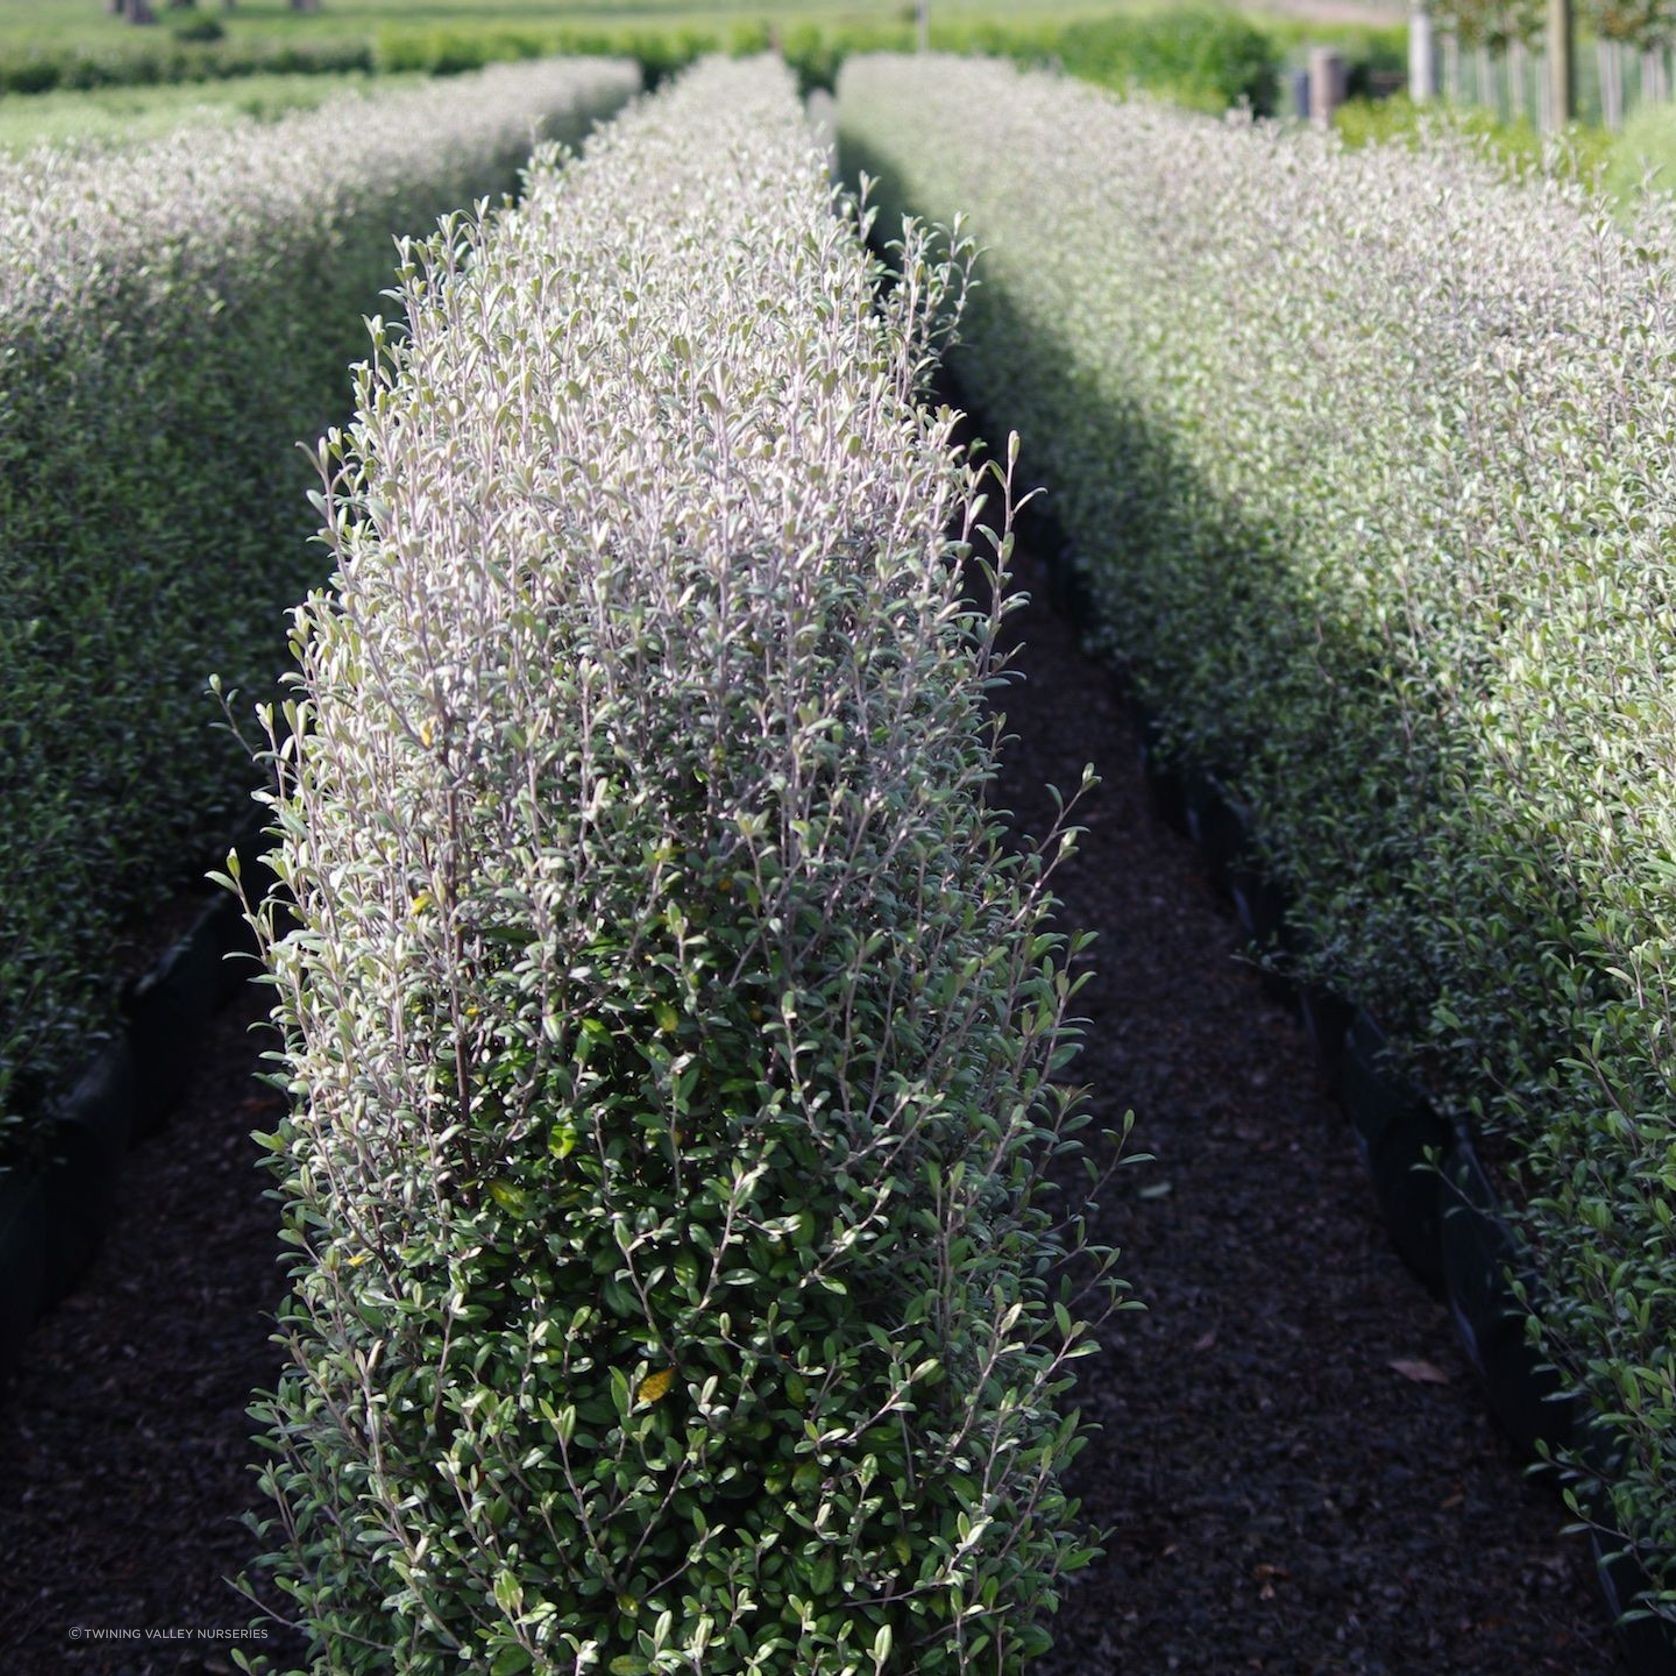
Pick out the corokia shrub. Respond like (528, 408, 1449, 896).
(839, 50, 1676, 1618)
(0, 56, 636, 1160)
(234, 55, 1124, 1676)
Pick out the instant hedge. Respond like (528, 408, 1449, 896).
(0, 57, 637, 1166)
(231, 54, 1124, 1676)
(839, 51, 1676, 1627)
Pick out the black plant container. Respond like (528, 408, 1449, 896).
(1052, 552, 1095, 626)
(1440, 1136, 1579, 1457)
(1135, 707, 1190, 836)
(1229, 866, 1296, 1009)
(124, 906, 227, 1136)
(1182, 770, 1249, 895)
(1297, 983, 1355, 1089)
(0, 1169, 49, 1381)
(39, 1041, 137, 1305)
(1340, 1013, 1449, 1292)
(1591, 1530, 1676, 1676)
(1229, 865, 1286, 948)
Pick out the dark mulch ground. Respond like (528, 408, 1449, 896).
(0, 545, 1624, 1676)
(0, 989, 309, 1676)
(989, 543, 1621, 1676)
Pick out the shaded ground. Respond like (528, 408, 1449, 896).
(0, 987, 308, 1676)
(0, 545, 1620, 1676)
(989, 541, 1620, 1676)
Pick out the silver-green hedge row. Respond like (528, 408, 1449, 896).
(0, 57, 637, 1160)
(234, 55, 1123, 1676)
(839, 52, 1676, 1618)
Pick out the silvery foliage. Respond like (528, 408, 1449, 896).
(0, 57, 637, 1153)
(236, 55, 1124, 1675)
(840, 51, 1676, 1614)
(0, 60, 638, 320)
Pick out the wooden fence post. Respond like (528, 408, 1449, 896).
(1409, 5, 1438, 101)
(1309, 47, 1348, 123)
(1548, 0, 1575, 124)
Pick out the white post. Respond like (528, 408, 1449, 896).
(1309, 46, 1348, 123)
(1409, 5, 1437, 101)
(1548, 0, 1575, 125)
(1600, 36, 1623, 128)
(917, 0, 929, 53)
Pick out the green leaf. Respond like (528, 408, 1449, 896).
(809, 1549, 836, 1596)
(493, 1569, 524, 1615)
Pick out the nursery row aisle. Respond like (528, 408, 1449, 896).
(991, 541, 1623, 1676)
(0, 985, 309, 1675)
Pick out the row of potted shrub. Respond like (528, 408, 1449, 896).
(228, 55, 1123, 1674)
(0, 57, 638, 1198)
(838, 50, 1676, 1651)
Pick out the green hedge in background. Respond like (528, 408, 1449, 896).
(0, 6, 1292, 118)
(0, 32, 373, 94)
(1053, 7, 1280, 114)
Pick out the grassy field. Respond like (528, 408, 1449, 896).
(0, 0, 1401, 49)
(0, 65, 415, 145)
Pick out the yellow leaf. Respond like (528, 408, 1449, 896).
(489, 1179, 530, 1216)
(637, 1367, 676, 1405)
(411, 889, 433, 915)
